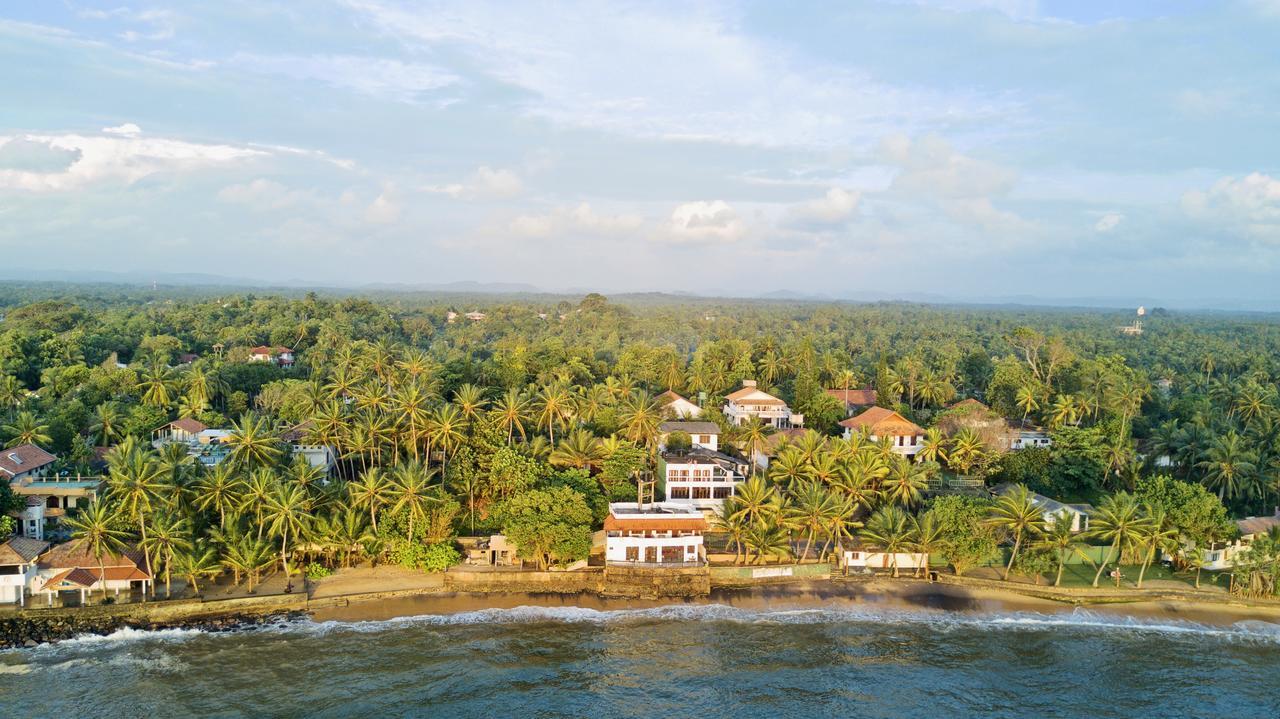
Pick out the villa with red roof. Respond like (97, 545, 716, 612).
(722, 380, 801, 428)
(826, 388, 879, 415)
(250, 345, 295, 367)
(34, 542, 152, 606)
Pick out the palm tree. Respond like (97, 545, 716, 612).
(349, 467, 393, 533)
(910, 513, 946, 579)
(108, 448, 168, 579)
(62, 500, 129, 601)
(1197, 431, 1257, 501)
(390, 460, 439, 542)
(89, 402, 124, 446)
(2, 410, 52, 448)
(138, 362, 176, 408)
(454, 384, 488, 427)
(141, 513, 192, 598)
(768, 449, 810, 492)
(264, 483, 309, 579)
(193, 464, 243, 529)
(744, 520, 792, 565)
(0, 374, 25, 413)
(618, 391, 663, 451)
(1047, 394, 1080, 429)
(737, 418, 772, 472)
(1134, 505, 1179, 588)
(549, 428, 605, 472)
(712, 502, 750, 565)
(225, 413, 283, 471)
(173, 543, 221, 596)
(1015, 384, 1040, 424)
(1038, 513, 1081, 587)
(239, 469, 278, 538)
(783, 481, 838, 561)
(987, 485, 1046, 581)
(861, 505, 915, 578)
(535, 383, 573, 444)
(947, 428, 988, 476)
(1088, 492, 1153, 587)
(881, 456, 929, 508)
(427, 403, 466, 469)
(730, 476, 780, 528)
(494, 387, 531, 445)
(916, 428, 947, 465)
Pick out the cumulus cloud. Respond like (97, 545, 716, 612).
(508, 203, 643, 239)
(0, 131, 265, 191)
(783, 188, 861, 229)
(1095, 212, 1124, 233)
(1182, 172, 1280, 242)
(426, 166, 524, 199)
(365, 184, 402, 224)
(103, 123, 143, 137)
(881, 134, 1016, 198)
(657, 200, 745, 245)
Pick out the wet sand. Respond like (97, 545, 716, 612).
(308, 579, 1280, 628)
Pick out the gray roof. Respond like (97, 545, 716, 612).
(0, 536, 50, 564)
(993, 484, 1088, 517)
(661, 447, 746, 470)
(659, 421, 720, 435)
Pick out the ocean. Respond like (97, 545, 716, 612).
(3, 604, 1279, 718)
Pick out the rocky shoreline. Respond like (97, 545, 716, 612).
(0, 610, 310, 650)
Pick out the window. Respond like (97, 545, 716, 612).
(625, 546, 639, 561)
(669, 487, 689, 499)
(713, 487, 731, 499)
(692, 486, 711, 499)
(698, 435, 710, 444)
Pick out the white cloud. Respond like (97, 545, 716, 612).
(1095, 212, 1124, 233)
(103, 123, 143, 137)
(881, 134, 1016, 198)
(658, 200, 745, 244)
(508, 202, 643, 239)
(426, 166, 524, 199)
(365, 184, 402, 224)
(1182, 172, 1280, 242)
(217, 179, 313, 210)
(784, 188, 861, 228)
(0, 132, 265, 191)
(228, 54, 460, 104)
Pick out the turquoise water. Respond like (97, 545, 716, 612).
(3, 605, 1279, 718)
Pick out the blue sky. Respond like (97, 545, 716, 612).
(1, 1, 1278, 304)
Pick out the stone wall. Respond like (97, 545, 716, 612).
(444, 567, 604, 594)
(602, 565, 710, 598)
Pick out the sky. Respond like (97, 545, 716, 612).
(1, 1, 1279, 306)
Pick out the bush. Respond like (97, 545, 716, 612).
(390, 540, 461, 573)
(305, 563, 333, 580)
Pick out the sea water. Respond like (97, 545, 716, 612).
(2, 605, 1279, 718)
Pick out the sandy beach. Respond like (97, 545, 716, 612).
(307, 578, 1280, 629)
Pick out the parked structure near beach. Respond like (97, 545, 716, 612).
(1197, 509, 1280, 570)
(839, 545, 930, 573)
(604, 502, 707, 565)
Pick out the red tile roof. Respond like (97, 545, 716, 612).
(164, 417, 208, 435)
(826, 388, 878, 407)
(604, 516, 709, 532)
(0, 443, 57, 478)
(0, 536, 49, 564)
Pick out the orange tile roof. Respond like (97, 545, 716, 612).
(838, 407, 923, 436)
(0, 443, 57, 477)
(826, 388, 878, 406)
(725, 386, 783, 403)
(604, 516, 709, 532)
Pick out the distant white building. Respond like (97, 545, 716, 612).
(658, 448, 746, 511)
(605, 502, 707, 565)
(657, 390, 703, 419)
(1194, 510, 1280, 570)
(281, 421, 337, 472)
(250, 346, 295, 367)
(0, 536, 49, 606)
(1009, 427, 1052, 450)
(658, 421, 720, 453)
(994, 484, 1091, 533)
(723, 380, 800, 428)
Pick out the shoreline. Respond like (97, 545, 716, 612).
(6, 575, 1280, 648)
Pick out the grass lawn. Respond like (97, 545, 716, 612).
(1049, 562, 1215, 590)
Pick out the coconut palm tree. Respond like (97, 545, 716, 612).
(783, 481, 839, 561)
(916, 428, 948, 465)
(987, 485, 1046, 581)
(910, 513, 946, 579)
(494, 387, 532, 445)
(225, 413, 283, 471)
(173, 543, 220, 596)
(618, 391, 663, 452)
(390, 460, 439, 542)
(107, 448, 169, 579)
(454, 384, 488, 428)
(1015, 384, 1040, 424)
(193, 464, 243, 529)
(137, 362, 177, 408)
(947, 428, 988, 476)
(712, 500, 750, 565)
(239, 469, 278, 539)
(1134, 505, 1179, 588)
(744, 520, 792, 565)
(2, 410, 51, 448)
(264, 483, 309, 579)
(426, 403, 466, 469)
(549, 428, 605, 472)
(535, 383, 574, 445)
(1038, 513, 1081, 587)
(89, 402, 124, 446)
(737, 418, 773, 472)
(730, 476, 780, 528)
(860, 505, 915, 578)
(1088, 492, 1153, 587)
(141, 513, 192, 598)
(348, 467, 393, 533)
(62, 500, 129, 601)
(881, 456, 929, 508)
(1197, 431, 1257, 501)
(768, 449, 811, 492)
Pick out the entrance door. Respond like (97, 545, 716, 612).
(645, 547, 658, 563)
(661, 546, 682, 564)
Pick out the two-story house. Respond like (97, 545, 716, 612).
(249, 346, 295, 367)
(723, 380, 801, 428)
(657, 448, 747, 512)
(839, 407, 925, 458)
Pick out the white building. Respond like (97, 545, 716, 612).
(1009, 427, 1052, 450)
(723, 380, 800, 428)
(657, 390, 703, 418)
(34, 543, 152, 606)
(658, 420, 720, 453)
(249, 345, 295, 367)
(840, 547, 931, 574)
(281, 421, 337, 472)
(838, 407, 924, 458)
(605, 502, 708, 565)
(0, 536, 49, 606)
(994, 484, 1091, 533)
(658, 449, 746, 511)
(1194, 511, 1280, 570)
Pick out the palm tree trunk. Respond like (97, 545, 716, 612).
(1137, 545, 1153, 588)
(1003, 533, 1021, 581)
(1054, 551, 1066, 587)
(1093, 542, 1118, 587)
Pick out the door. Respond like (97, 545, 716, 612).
(645, 547, 658, 563)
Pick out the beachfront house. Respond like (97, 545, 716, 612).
(658, 420, 720, 453)
(839, 407, 925, 458)
(605, 502, 707, 566)
(993, 484, 1092, 533)
(0, 536, 49, 606)
(34, 543, 152, 606)
(1196, 510, 1280, 570)
(839, 545, 930, 574)
(463, 535, 522, 567)
(657, 390, 703, 419)
(826, 388, 879, 416)
(658, 448, 746, 512)
(153, 417, 209, 445)
(280, 421, 337, 472)
(723, 380, 802, 429)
